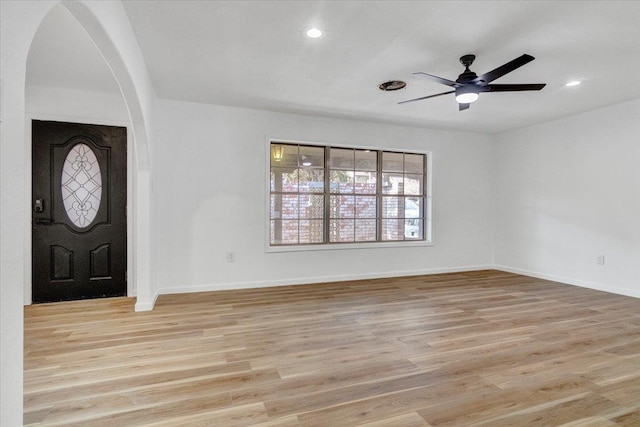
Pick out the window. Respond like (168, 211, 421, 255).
(269, 141, 429, 247)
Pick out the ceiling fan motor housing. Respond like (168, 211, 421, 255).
(457, 54, 478, 84)
(460, 54, 476, 67)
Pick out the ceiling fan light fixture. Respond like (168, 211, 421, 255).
(455, 86, 479, 104)
(300, 155, 312, 167)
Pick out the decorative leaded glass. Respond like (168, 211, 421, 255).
(61, 143, 102, 228)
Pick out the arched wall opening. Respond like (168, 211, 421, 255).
(1, 1, 156, 424)
(23, 1, 157, 309)
(25, 2, 135, 303)
(58, 0, 156, 312)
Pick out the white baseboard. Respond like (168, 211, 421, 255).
(134, 290, 159, 312)
(493, 265, 640, 299)
(158, 264, 494, 295)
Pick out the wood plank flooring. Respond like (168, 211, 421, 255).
(24, 270, 640, 426)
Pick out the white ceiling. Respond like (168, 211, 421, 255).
(27, 1, 640, 134)
(27, 4, 121, 94)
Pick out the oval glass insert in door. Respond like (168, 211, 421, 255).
(61, 143, 102, 228)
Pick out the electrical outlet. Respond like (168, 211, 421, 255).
(596, 255, 605, 265)
(226, 252, 235, 262)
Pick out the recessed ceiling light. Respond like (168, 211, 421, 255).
(566, 80, 581, 87)
(306, 28, 322, 38)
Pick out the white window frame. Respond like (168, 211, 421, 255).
(265, 138, 433, 253)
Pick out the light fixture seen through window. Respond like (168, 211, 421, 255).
(271, 145, 284, 162)
(455, 86, 479, 104)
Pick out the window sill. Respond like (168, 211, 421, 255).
(266, 240, 434, 253)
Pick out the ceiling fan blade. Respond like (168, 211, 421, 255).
(482, 83, 546, 92)
(472, 54, 535, 84)
(398, 90, 455, 105)
(413, 72, 461, 88)
(458, 103, 470, 111)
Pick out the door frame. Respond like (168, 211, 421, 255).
(26, 113, 134, 304)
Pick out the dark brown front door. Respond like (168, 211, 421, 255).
(32, 120, 127, 303)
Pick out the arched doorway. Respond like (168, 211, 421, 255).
(1, 1, 155, 424)
(26, 0, 155, 310)
(26, 3, 132, 303)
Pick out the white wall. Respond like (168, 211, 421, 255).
(154, 100, 495, 293)
(1, 3, 57, 425)
(26, 85, 129, 123)
(494, 98, 640, 297)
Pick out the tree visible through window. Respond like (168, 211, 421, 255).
(270, 142, 427, 246)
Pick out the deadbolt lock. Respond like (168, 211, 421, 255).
(34, 198, 44, 213)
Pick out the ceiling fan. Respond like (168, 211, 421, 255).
(400, 54, 546, 111)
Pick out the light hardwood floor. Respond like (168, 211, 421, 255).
(24, 270, 640, 426)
